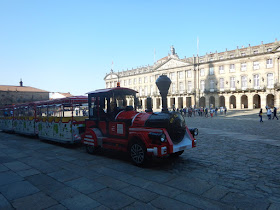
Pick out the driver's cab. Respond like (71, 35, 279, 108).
(87, 87, 138, 138)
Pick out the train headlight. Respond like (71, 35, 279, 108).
(160, 133, 166, 142)
(189, 128, 199, 137)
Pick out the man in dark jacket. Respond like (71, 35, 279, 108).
(272, 107, 279, 120)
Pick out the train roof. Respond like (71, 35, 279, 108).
(87, 87, 138, 96)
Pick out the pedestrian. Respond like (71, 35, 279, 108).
(205, 108, 208, 118)
(272, 107, 278, 120)
(259, 108, 263, 122)
(210, 109, 214, 118)
(215, 107, 218, 116)
(267, 108, 272, 120)
(224, 107, 227, 115)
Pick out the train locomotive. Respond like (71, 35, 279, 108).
(82, 75, 198, 166)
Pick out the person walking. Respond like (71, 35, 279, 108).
(267, 108, 272, 120)
(272, 107, 279, 120)
(224, 107, 227, 115)
(259, 108, 263, 122)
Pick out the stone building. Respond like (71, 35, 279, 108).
(0, 80, 49, 107)
(104, 40, 280, 110)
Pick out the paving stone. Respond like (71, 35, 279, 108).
(0, 164, 9, 172)
(123, 201, 157, 210)
(0, 156, 15, 164)
(142, 181, 182, 198)
(120, 185, 159, 203)
(60, 194, 100, 210)
(150, 196, 196, 210)
(12, 192, 58, 210)
(269, 203, 280, 210)
(65, 177, 106, 194)
(202, 185, 231, 200)
(48, 186, 81, 201)
(0, 180, 39, 200)
(0, 171, 23, 186)
(175, 192, 234, 210)
(89, 188, 135, 209)
(0, 194, 13, 209)
(48, 169, 81, 182)
(221, 192, 270, 210)
(26, 174, 58, 187)
(16, 168, 41, 177)
(166, 176, 213, 195)
(45, 204, 68, 210)
(94, 175, 130, 190)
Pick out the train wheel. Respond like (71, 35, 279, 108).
(86, 145, 97, 154)
(170, 150, 184, 158)
(129, 140, 147, 166)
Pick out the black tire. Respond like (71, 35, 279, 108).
(129, 140, 147, 166)
(86, 145, 98, 154)
(170, 150, 184, 158)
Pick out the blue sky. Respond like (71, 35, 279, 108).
(0, 0, 279, 95)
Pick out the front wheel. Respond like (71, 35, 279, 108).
(129, 140, 147, 166)
(86, 145, 98, 154)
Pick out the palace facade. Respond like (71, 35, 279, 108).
(104, 40, 280, 110)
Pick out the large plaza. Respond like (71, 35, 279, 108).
(0, 110, 279, 209)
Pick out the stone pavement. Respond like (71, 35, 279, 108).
(0, 110, 280, 209)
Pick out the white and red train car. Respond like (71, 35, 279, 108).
(82, 75, 198, 165)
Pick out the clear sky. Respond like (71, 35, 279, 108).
(0, 0, 279, 95)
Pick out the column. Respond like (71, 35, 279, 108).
(261, 93, 267, 109)
(236, 93, 241, 109)
(248, 94, 254, 109)
(225, 95, 230, 109)
(183, 96, 187, 108)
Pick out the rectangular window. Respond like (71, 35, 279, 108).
(230, 64, 235, 72)
(129, 79, 132, 85)
(187, 81, 192, 92)
(179, 71, 184, 79)
(144, 77, 148, 83)
(241, 53, 246, 56)
(267, 48, 272, 52)
(170, 72, 175, 80)
(150, 86, 154, 95)
(254, 74, 260, 89)
(230, 77, 235, 89)
(139, 78, 142, 84)
(200, 80, 205, 91)
(210, 79, 214, 89)
(179, 82, 184, 93)
(124, 80, 127, 86)
(219, 78, 224, 90)
(241, 63, 247, 71)
(187, 70, 192, 78)
(209, 67, 214, 75)
(219, 66, 224, 74)
(241, 76, 247, 90)
(200, 68, 205, 76)
(150, 76, 153, 83)
(266, 59, 273, 68)
(253, 50, 258, 54)
(134, 78, 137, 84)
(253, 61, 259, 70)
(267, 73, 274, 88)
(171, 83, 176, 94)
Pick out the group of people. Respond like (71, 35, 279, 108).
(259, 107, 278, 122)
(173, 106, 227, 118)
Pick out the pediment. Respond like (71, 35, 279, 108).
(104, 73, 118, 80)
(156, 59, 188, 70)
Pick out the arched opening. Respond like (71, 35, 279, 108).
(266, 94, 274, 108)
(219, 96, 225, 107)
(230, 95, 236, 109)
(209, 96, 215, 108)
(199, 97, 206, 108)
(144, 99, 147, 110)
(170, 98, 175, 108)
(186, 97, 192, 108)
(156, 98, 161, 109)
(241, 95, 248, 109)
(178, 97, 183, 108)
(253, 94, 261, 109)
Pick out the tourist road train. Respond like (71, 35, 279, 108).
(0, 75, 198, 165)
